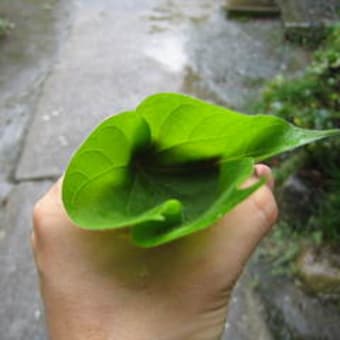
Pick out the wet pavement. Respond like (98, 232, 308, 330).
(0, 181, 51, 340)
(0, 0, 72, 180)
(15, 0, 310, 180)
(0, 0, 311, 338)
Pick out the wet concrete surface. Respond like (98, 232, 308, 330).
(15, 0, 310, 180)
(0, 181, 52, 340)
(0, 0, 315, 338)
(186, 11, 310, 111)
(15, 0, 214, 179)
(0, 1, 72, 338)
(0, 0, 72, 180)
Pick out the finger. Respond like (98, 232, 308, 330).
(242, 164, 274, 190)
(255, 164, 274, 190)
(209, 177, 278, 275)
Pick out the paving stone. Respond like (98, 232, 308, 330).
(0, 180, 12, 205)
(0, 0, 72, 179)
(0, 181, 52, 340)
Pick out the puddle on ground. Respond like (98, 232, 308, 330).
(144, 33, 188, 73)
(142, 0, 311, 111)
(143, 0, 217, 90)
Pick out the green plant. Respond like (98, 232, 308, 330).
(310, 167, 340, 241)
(62, 93, 340, 247)
(262, 27, 339, 123)
(257, 221, 324, 277)
(255, 24, 340, 241)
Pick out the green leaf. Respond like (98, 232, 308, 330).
(138, 93, 340, 164)
(62, 93, 340, 247)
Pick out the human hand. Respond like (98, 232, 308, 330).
(32, 164, 277, 340)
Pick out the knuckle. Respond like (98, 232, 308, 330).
(252, 186, 278, 232)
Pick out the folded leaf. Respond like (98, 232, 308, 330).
(62, 93, 340, 247)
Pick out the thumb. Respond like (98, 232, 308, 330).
(209, 164, 278, 276)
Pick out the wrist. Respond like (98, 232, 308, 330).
(42, 283, 227, 340)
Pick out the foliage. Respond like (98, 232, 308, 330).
(255, 24, 340, 242)
(62, 93, 339, 247)
(257, 26, 340, 132)
(310, 167, 340, 241)
(257, 221, 325, 277)
(257, 224, 301, 276)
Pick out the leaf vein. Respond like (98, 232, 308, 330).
(71, 164, 127, 206)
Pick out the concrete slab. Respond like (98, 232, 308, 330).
(15, 0, 187, 180)
(15, 0, 311, 180)
(0, 181, 51, 340)
(0, 0, 72, 180)
(185, 10, 310, 111)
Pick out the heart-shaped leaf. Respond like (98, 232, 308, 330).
(62, 93, 340, 247)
